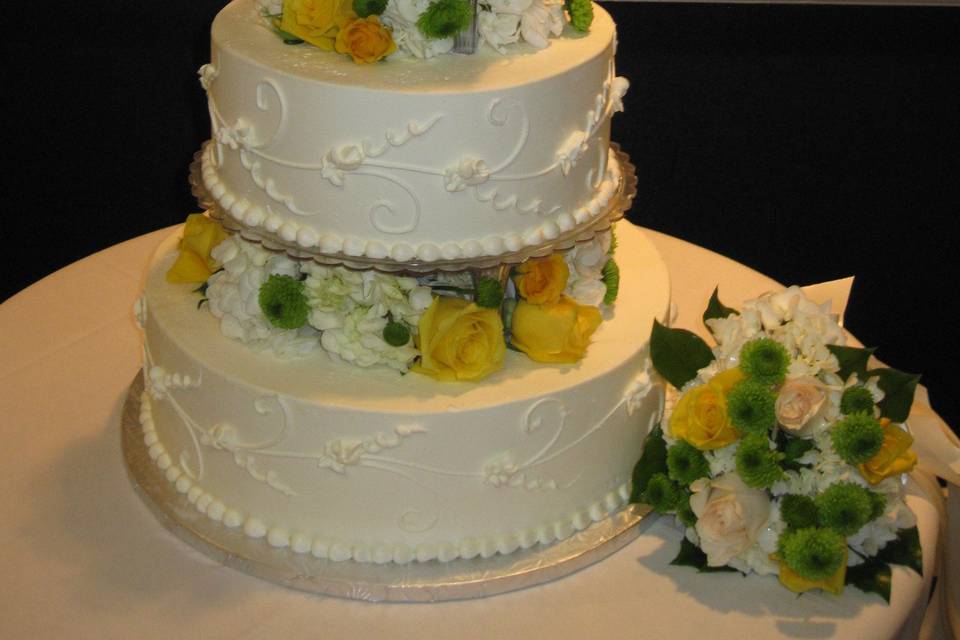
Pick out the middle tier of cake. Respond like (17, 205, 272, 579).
(139, 222, 669, 564)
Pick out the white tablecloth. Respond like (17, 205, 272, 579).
(0, 227, 946, 639)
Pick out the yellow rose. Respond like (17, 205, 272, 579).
(777, 548, 848, 595)
(412, 297, 505, 382)
(281, 0, 356, 51)
(335, 16, 397, 63)
(166, 214, 229, 284)
(858, 418, 918, 484)
(510, 295, 602, 364)
(514, 253, 569, 304)
(669, 368, 746, 450)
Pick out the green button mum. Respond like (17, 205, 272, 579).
(735, 434, 784, 488)
(816, 482, 874, 536)
(258, 274, 310, 330)
(780, 527, 846, 581)
(727, 379, 777, 435)
(417, 0, 473, 40)
(739, 337, 789, 387)
(666, 440, 710, 486)
(840, 385, 875, 416)
(831, 413, 884, 464)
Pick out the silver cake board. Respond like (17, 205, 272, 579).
(122, 373, 652, 602)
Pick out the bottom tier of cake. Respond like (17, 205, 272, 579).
(137, 222, 671, 564)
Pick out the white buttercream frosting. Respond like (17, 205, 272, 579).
(199, 0, 627, 262)
(140, 224, 671, 563)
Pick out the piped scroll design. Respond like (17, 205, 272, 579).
(200, 61, 627, 230)
(207, 76, 437, 232)
(144, 346, 298, 496)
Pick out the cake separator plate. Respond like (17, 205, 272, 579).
(122, 372, 653, 602)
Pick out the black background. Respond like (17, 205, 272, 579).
(4, 2, 959, 433)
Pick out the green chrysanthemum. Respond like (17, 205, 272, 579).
(475, 276, 504, 309)
(417, 0, 473, 39)
(666, 440, 710, 486)
(642, 473, 680, 513)
(607, 226, 618, 256)
(383, 321, 411, 347)
(602, 259, 620, 305)
(675, 493, 697, 527)
(727, 379, 777, 435)
(353, 0, 388, 16)
(868, 491, 887, 521)
(739, 338, 790, 386)
(780, 527, 846, 581)
(564, 0, 593, 32)
(780, 494, 819, 530)
(815, 482, 874, 536)
(841, 386, 875, 416)
(735, 435, 783, 488)
(258, 274, 309, 330)
(831, 413, 885, 465)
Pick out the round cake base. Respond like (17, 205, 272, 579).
(122, 373, 651, 602)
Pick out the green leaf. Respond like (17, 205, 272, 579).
(629, 425, 668, 503)
(670, 538, 739, 573)
(650, 319, 714, 390)
(869, 368, 921, 423)
(777, 429, 815, 472)
(702, 286, 738, 330)
(876, 526, 923, 575)
(827, 345, 876, 381)
(845, 559, 892, 602)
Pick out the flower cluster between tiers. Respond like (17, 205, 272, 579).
(166, 215, 619, 380)
(257, 0, 593, 62)
(633, 286, 922, 600)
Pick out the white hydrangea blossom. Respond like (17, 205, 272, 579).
(706, 285, 845, 376)
(704, 442, 738, 477)
(519, 0, 564, 48)
(564, 230, 612, 307)
(302, 263, 433, 371)
(206, 236, 320, 358)
(203, 236, 433, 370)
(479, 0, 564, 53)
(382, 0, 455, 59)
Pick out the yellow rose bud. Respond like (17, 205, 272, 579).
(412, 297, 505, 382)
(776, 548, 848, 595)
(335, 16, 397, 64)
(166, 214, 229, 284)
(510, 295, 602, 364)
(281, 0, 356, 51)
(858, 418, 918, 484)
(669, 368, 746, 450)
(514, 253, 570, 304)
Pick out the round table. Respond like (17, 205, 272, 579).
(0, 226, 942, 639)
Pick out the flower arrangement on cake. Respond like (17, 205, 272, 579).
(631, 286, 923, 601)
(166, 214, 619, 380)
(256, 0, 593, 62)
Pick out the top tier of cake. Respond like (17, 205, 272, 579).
(199, 0, 628, 264)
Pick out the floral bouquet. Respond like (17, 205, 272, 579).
(166, 214, 619, 382)
(632, 286, 922, 600)
(257, 0, 595, 64)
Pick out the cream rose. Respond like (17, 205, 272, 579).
(689, 473, 771, 567)
(775, 376, 826, 437)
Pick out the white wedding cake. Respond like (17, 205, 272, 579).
(136, 0, 671, 564)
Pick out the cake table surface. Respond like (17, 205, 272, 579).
(0, 226, 943, 639)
